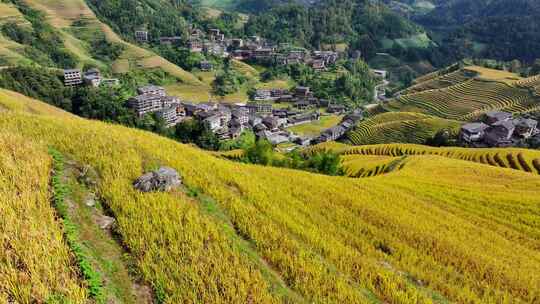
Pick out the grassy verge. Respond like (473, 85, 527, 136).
(49, 148, 105, 303)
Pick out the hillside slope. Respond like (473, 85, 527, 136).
(1, 89, 540, 303)
(0, 0, 203, 85)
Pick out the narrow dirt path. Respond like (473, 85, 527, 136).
(61, 159, 154, 304)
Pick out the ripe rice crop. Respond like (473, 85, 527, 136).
(401, 69, 474, 95)
(334, 143, 540, 175)
(0, 132, 86, 303)
(1, 90, 540, 303)
(388, 79, 538, 120)
(346, 112, 460, 145)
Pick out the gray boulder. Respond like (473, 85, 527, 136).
(133, 167, 182, 192)
(96, 215, 116, 230)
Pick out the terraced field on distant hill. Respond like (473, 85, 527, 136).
(2, 89, 540, 303)
(346, 112, 460, 145)
(400, 68, 475, 94)
(517, 74, 540, 96)
(385, 70, 540, 120)
(309, 141, 540, 176)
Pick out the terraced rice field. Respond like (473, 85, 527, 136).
(2, 89, 540, 303)
(331, 143, 540, 175)
(517, 75, 540, 96)
(347, 112, 460, 145)
(0, 132, 86, 303)
(388, 79, 539, 120)
(464, 65, 522, 84)
(340, 155, 407, 177)
(401, 69, 475, 94)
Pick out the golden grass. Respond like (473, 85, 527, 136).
(0, 132, 86, 303)
(1, 91, 540, 302)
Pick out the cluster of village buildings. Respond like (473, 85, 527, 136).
(63, 68, 119, 87)
(135, 27, 340, 71)
(460, 111, 539, 147)
(126, 84, 360, 146)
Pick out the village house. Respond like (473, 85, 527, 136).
(288, 112, 320, 127)
(311, 59, 326, 71)
(188, 39, 203, 52)
(83, 68, 101, 87)
(277, 94, 294, 102)
(294, 136, 312, 146)
(246, 102, 272, 115)
(484, 111, 512, 125)
(217, 106, 232, 127)
(197, 102, 218, 113)
(135, 30, 148, 42)
(254, 89, 272, 101)
(249, 115, 263, 127)
(294, 99, 313, 110)
(460, 122, 490, 143)
(200, 112, 222, 131)
(161, 96, 181, 107)
(228, 123, 243, 139)
(129, 94, 164, 117)
(271, 89, 290, 99)
(101, 78, 120, 86)
(209, 29, 220, 39)
(231, 108, 249, 126)
(200, 60, 213, 72)
(262, 116, 280, 130)
(63, 69, 83, 86)
(318, 125, 347, 143)
(327, 104, 346, 114)
(257, 130, 290, 145)
(253, 123, 268, 133)
(295, 86, 312, 99)
(253, 48, 275, 62)
(203, 42, 227, 57)
(137, 85, 166, 96)
(231, 50, 252, 60)
(157, 104, 184, 128)
(371, 69, 388, 79)
(231, 38, 244, 48)
(513, 118, 538, 138)
(313, 51, 339, 65)
(343, 110, 364, 124)
(189, 27, 204, 39)
(485, 120, 516, 147)
(159, 36, 182, 45)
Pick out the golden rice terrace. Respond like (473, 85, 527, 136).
(0, 89, 540, 303)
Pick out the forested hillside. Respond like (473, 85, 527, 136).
(412, 0, 540, 62)
(244, 0, 427, 56)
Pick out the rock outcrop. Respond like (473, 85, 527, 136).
(133, 167, 182, 192)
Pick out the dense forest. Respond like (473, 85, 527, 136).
(409, 0, 540, 62)
(244, 0, 422, 54)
